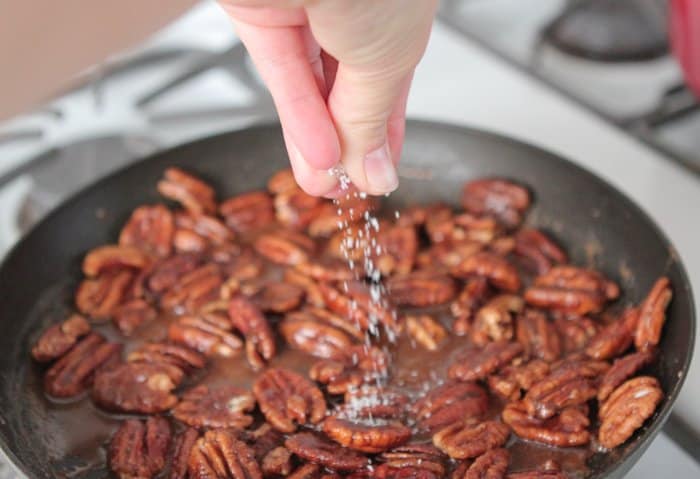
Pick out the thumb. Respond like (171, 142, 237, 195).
(306, 0, 437, 195)
(327, 66, 407, 195)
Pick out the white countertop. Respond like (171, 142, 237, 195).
(411, 22, 700, 439)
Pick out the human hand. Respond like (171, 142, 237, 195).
(218, 0, 438, 196)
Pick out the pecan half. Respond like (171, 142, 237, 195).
(342, 281, 399, 333)
(448, 342, 523, 382)
(462, 448, 509, 479)
(307, 193, 378, 238)
(31, 314, 90, 362)
(214, 246, 263, 283)
(502, 401, 590, 447)
(524, 266, 619, 315)
(44, 333, 121, 398)
(304, 305, 365, 340)
(268, 168, 297, 195)
(451, 278, 491, 335)
(168, 314, 243, 358)
(93, 361, 182, 413)
(405, 315, 447, 351)
(325, 223, 376, 267)
(275, 188, 325, 230)
(523, 359, 608, 419)
(452, 252, 521, 293)
(254, 232, 311, 266)
(433, 420, 510, 460)
(284, 268, 325, 307)
(127, 342, 206, 372)
(471, 295, 523, 346)
(396, 204, 438, 227)
(453, 213, 501, 245)
(423, 205, 458, 245)
(553, 316, 599, 354)
(515, 309, 561, 362)
(262, 446, 293, 477)
(353, 344, 391, 372)
(220, 191, 274, 233)
(598, 351, 655, 402)
(157, 167, 216, 215)
(75, 269, 134, 318)
(371, 464, 440, 479)
(309, 359, 364, 395)
(585, 307, 639, 360)
(296, 258, 354, 282)
(306, 204, 345, 239)
(221, 277, 271, 304)
(229, 296, 276, 369)
(148, 253, 201, 293)
(342, 385, 409, 420)
(419, 240, 484, 271)
(173, 228, 209, 253)
(285, 432, 369, 471)
(375, 224, 419, 276)
(634, 277, 672, 352)
(412, 381, 489, 432)
(487, 360, 550, 401)
(451, 461, 471, 479)
(112, 299, 156, 335)
(280, 310, 358, 361)
(160, 264, 223, 313)
(173, 214, 233, 253)
(377, 444, 447, 478)
(82, 245, 149, 277)
(173, 384, 255, 429)
(288, 463, 322, 479)
(598, 376, 663, 449)
(188, 429, 262, 479)
(119, 204, 174, 257)
(387, 270, 457, 307)
(252, 281, 305, 313)
(322, 415, 412, 453)
(240, 423, 286, 462)
(168, 428, 200, 479)
(253, 368, 326, 433)
(514, 228, 567, 274)
(462, 179, 530, 229)
(490, 236, 516, 257)
(109, 417, 171, 479)
(308, 307, 365, 340)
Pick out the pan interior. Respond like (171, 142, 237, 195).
(0, 121, 692, 479)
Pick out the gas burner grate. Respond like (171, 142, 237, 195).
(437, 0, 700, 175)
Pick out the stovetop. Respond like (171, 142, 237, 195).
(0, 1, 699, 477)
(437, 0, 700, 176)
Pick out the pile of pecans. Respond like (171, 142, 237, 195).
(30, 167, 672, 478)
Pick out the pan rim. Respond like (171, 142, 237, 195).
(0, 119, 694, 478)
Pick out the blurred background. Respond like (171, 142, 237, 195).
(0, 0, 700, 477)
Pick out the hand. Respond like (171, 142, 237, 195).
(219, 0, 438, 196)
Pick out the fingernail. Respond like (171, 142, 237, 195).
(323, 184, 345, 199)
(289, 142, 304, 165)
(364, 141, 398, 193)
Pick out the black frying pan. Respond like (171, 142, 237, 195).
(0, 121, 693, 478)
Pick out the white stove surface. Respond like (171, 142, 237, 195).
(0, 2, 698, 477)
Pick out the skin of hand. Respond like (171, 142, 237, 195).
(219, 0, 439, 197)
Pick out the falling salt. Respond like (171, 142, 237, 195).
(327, 165, 409, 422)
